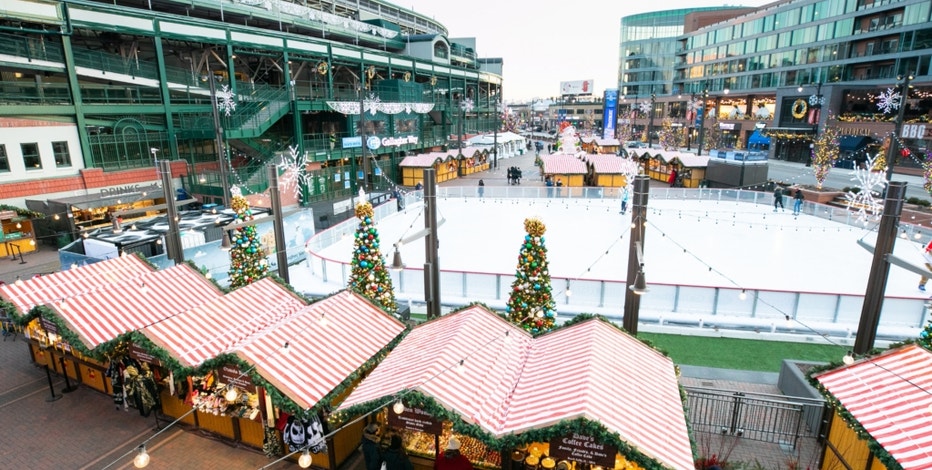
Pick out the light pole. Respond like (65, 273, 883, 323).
(884, 73, 913, 186)
(206, 72, 231, 207)
(623, 175, 650, 335)
(696, 90, 709, 156)
(457, 97, 474, 176)
(358, 87, 371, 193)
(492, 99, 502, 170)
(647, 93, 656, 149)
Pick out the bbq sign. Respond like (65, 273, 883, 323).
(549, 433, 618, 468)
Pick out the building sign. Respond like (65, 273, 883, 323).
(128, 342, 161, 366)
(602, 89, 618, 140)
(380, 136, 418, 147)
(560, 80, 594, 96)
(39, 317, 58, 335)
(718, 123, 736, 130)
(901, 124, 932, 140)
(343, 136, 362, 149)
(99, 184, 160, 198)
(549, 433, 618, 468)
(218, 364, 256, 392)
(367, 136, 382, 150)
(387, 406, 443, 434)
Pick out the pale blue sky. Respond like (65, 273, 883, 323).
(401, 0, 773, 102)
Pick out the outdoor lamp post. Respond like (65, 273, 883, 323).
(647, 93, 656, 149)
(389, 168, 442, 319)
(696, 90, 709, 156)
(798, 82, 825, 135)
(884, 73, 913, 186)
(204, 70, 232, 208)
(493, 99, 503, 170)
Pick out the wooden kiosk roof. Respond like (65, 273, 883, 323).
(540, 154, 588, 174)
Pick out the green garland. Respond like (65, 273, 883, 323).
(807, 360, 902, 470)
(0, 204, 43, 219)
(334, 390, 669, 470)
(1, 298, 23, 323)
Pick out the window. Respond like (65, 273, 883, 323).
(52, 141, 71, 167)
(21, 143, 41, 170)
(0, 145, 8, 172)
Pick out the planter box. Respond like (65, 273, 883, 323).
(797, 188, 845, 204)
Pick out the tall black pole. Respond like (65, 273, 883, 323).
(44, 362, 62, 402)
(160, 160, 184, 264)
(854, 181, 906, 354)
(423, 169, 441, 319)
(493, 100, 499, 170)
(623, 175, 650, 335)
(359, 89, 370, 193)
(457, 101, 464, 177)
(696, 91, 708, 156)
(207, 72, 231, 208)
(59, 355, 78, 393)
(267, 164, 289, 283)
(647, 93, 656, 148)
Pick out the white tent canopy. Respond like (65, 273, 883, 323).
(466, 131, 527, 159)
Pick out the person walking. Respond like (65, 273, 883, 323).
(382, 434, 414, 470)
(620, 186, 629, 215)
(478, 179, 485, 198)
(433, 437, 472, 470)
(793, 187, 804, 215)
(918, 240, 932, 292)
(360, 423, 382, 470)
(773, 185, 785, 212)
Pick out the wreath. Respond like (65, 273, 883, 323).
(791, 99, 808, 119)
(316, 62, 328, 75)
(403, 72, 411, 82)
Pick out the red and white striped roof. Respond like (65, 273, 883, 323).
(399, 153, 451, 168)
(540, 155, 588, 174)
(815, 344, 932, 469)
(583, 154, 627, 174)
(51, 264, 222, 349)
(235, 290, 406, 409)
(0, 256, 153, 315)
(142, 277, 307, 368)
(338, 307, 693, 470)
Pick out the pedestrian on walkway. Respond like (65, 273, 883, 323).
(773, 185, 785, 212)
(478, 179, 485, 198)
(793, 186, 804, 215)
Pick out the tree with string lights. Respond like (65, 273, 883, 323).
(919, 317, 932, 350)
(228, 186, 269, 289)
(505, 218, 556, 334)
(657, 118, 679, 151)
(347, 193, 397, 312)
(811, 117, 841, 189)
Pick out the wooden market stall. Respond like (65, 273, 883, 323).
(581, 137, 621, 155)
(455, 147, 490, 175)
(0, 210, 38, 257)
(582, 154, 636, 188)
(813, 344, 932, 470)
(539, 155, 587, 187)
(643, 151, 709, 188)
(335, 306, 695, 470)
(399, 153, 458, 186)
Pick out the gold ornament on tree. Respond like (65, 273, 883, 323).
(524, 218, 546, 237)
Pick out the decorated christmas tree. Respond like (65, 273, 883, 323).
(811, 117, 841, 189)
(920, 317, 932, 350)
(658, 118, 679, 151)
(347, 193, 397, 312)
(505, 218, 557, 334)
(228, 186, 269, 289)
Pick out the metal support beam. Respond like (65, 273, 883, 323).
(268, 165, 289, 283)
(160, 160, 184, 265)
(623, 175, 650, 334)
(423, 168, 441, 319)
(854, 181, 906, 354)
(206, 70, 231, 207)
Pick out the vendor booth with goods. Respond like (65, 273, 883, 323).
(454, 147, 490, 176)
(812, 344, 932, 470)
(638, 151, 709, 188)
(399, 153, 459, 186)
(539, 155, 587, 188)
(581, 154, 636, 188)
(333, 306, 695, 470)
(1, 257, 408, 468)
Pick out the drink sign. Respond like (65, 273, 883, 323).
(128, 343, 161, 366)
(549, 433, 618, 468)
(387, 406, 443, 435)
(219, 364, 255, 392)
(39, 317, 59, 335)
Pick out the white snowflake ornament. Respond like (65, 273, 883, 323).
(844, 154, 888, 223)
(876, 87, 901, 114)
(638, 101, 653, 115)
(215, 84, 237, 117)
(276, 145, 310, 198)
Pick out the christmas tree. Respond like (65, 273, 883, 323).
(505, 218, 557, 334)
(347, 193, 397, 312)
(658, 118, 679, 151)
(919, 317, 932, 350)
(228, 186, 269, 289)
(811, 116, 841, 189)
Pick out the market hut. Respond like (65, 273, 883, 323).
(644, 150, 709, 188)
(813, 344, 932, 470)
(334, 307, 695, 470)
(455, 147, 490, 175)
(399, 153, 457, 186)
(540, 154, 587, 187)
(583, 154, 636, 187)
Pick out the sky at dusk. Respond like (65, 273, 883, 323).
(400, 0, 773, 103)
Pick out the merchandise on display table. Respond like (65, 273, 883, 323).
(399, 425, 501, 469)
(184, 371, 262, 420)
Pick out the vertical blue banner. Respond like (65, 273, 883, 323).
(602, 89, 618, 140)
(558, 109, 567, 123)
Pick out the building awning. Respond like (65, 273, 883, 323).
(540, 155, 588, 174)
(814, 344, 932, 469)
(748, 130, 771, 146)
(337, 307, 694, 470)
(48, 186, 165, 210)
(0, 255, 155, 316)
(838, 135, 873, 152)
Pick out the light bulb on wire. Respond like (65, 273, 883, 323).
(298, 449, 313, 468)
(392, 400, 405, 414)
(133, 445, 150, 468)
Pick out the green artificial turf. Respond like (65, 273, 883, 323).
(638, 332, 851, 372)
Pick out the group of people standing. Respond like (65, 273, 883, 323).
(507, 167, 523, 185)
(773, 185, 805, 215)
(361, 424, 473, 470)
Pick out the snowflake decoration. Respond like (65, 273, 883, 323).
(638, 100, 653, 115)
(844, 154, 888, 223)
(276, 146, 309, 198)
(808, 94, 826, 107)
(215, 84, 237, 117)
(687, 98, 702, 111)
(230, 185, 242, 198)
(876, 87, 901, 114)
(619, 157, 640, 181)
(363, 93, 381, 115)
(459, 97, 475, 113)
